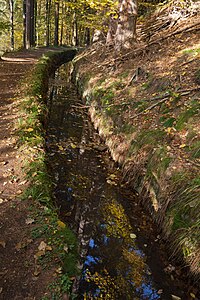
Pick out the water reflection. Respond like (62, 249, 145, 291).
(46, 64, 180, 299)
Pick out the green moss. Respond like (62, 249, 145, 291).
(182, 47, 200, 56)
(169, 173, 200, 233)
(171, 209, 191, 231)
(176, 99, 200, 130)
(194, 69, 200, 84)
(18, 50, 79, 298)
(120, 123, 136, 134)
(188, 140, 200, 158)
(162, 117, 176, 127)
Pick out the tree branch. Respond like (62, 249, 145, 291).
(130, 87, 200, 119)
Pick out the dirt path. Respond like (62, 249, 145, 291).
(0, 49, 59, 300)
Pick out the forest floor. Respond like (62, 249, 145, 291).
(0, 48, 68, 300)
(0, 9, 199, 300)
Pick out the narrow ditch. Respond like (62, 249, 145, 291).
(46, 63, 190, 299)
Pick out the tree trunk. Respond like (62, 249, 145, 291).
(72, 12, 78, 46)
(34, 0, 37, 45)
(45, 0, 51, 46)
(85, 27, 90, 46)
(106, 15, 117, 45)
(54, 0, 59, 46)
(9, 0, 14, 50)
(114, 0, 138, 51)
(23, 0, 26, 48)
(60, 0, 64, 45)
(25, 0, 35, 48)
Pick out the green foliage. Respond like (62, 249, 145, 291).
(162, 117, 176, 127)
(194, 69, 200, 84)
(188, 140, 200, 158)
(130, 129, 166, 153)
(176, 99, 200, 130)
(182, 47, 200, 56)
(18, 51, 79, 298)
(120, 123, 136, 134)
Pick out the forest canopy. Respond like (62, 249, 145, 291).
(0, 0, 184, 52)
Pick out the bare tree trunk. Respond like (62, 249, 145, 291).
(34, 0, 37, 45)
(25, 0, 35, 48)
(60, 0, 64, 45)
(23, 0, 26, 48)
(106, 15, 117, 45)
(9, 0, 14, 50)
(54, 0, 59, 46)
(85, 27, 90, 46)
(45, 0, 51, 46)
(114, 0, 138, 51)
(72, 12, 78, 46)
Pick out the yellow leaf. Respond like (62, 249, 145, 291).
(166, 127, 172, 134)
(57, 220, 66, 228)
(25, 128, 34, 132)
(46, 245, 52, 251)
(58, 145, 64, 151)
(190, 293, 196, 299)
(70, 143, 76, 149)
(179, 144, 186, 148)
(34, 250, 45, 259)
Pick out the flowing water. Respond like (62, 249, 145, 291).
(46, 64, 190, 300)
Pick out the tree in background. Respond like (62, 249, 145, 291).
(1, 0, 189, 52)
(25, 0, 35, 48)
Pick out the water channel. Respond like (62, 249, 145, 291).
(46, 64, 191, 299)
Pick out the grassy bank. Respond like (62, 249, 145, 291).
(17, 49, 79, 299)
(72, 15, 200, 280)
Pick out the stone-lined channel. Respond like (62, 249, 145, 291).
(46, 64, 189, 299)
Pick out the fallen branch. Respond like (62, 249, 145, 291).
(130, 97, 169, 119)
(130, 87, 200, 119)
(118, 21, 200, 61)
(72, 87, 200, 112)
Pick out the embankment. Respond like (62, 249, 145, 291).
(72, 29, 200, 282)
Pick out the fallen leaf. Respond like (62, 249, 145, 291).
(130, 233, 137, 239)
(57, 220, 66, 229)
(64, 245, 68, 253)
(107, 179, 117, 186)
(0, 199, 3, 204)
(25, 128, 34, 132)
(34, 250, 45, 259)
(38, 241, 47, 251)
(25, 218, 35, 225)
(55, 267, 62, 274)
(70, 143, 76, 149)
(16, 190, 22, 194)
(179, 144, 186, 148)
(58, 145, 64, 151)
(46, 245, 52, 251)
(190, 293, 196, 299)
(171, 295, 181, 300)
(33, 265, 41, 276)
(15, 242, 22, 251)
(0, 240, 6, 248)
(19, 180, 28, 185)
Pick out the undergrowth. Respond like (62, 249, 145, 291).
(17, 50, 79, 298)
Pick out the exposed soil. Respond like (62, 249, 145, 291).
(0, 48, 61, 300)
